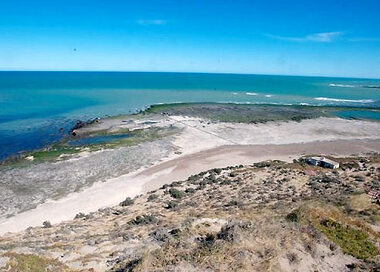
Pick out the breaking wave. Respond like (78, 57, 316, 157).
(246, 92, 258, 96)
(315, 97, 375, 103)
(329, 83, 355, 88)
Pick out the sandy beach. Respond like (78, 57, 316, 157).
(1, 113, 380, 234)
(1, 137, 379, 235)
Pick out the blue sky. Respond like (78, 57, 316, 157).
(0, 0, 379, 78)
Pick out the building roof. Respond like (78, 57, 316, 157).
(310, 157, 339, 166)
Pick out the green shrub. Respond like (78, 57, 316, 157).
(286, 209, 300, 222)
(166, 201, 178, 209)
(129, 214, 157, 225)
(74, 212, 87, 219)
(185, 188, 196, 194)
(120, 197, 134, 206)
(42, 221, 52, 228)
(170, 181, 183, 187)
(148, 194, 158, 202)
(169, 188, 184, 199)
(212, 168, 222, 175)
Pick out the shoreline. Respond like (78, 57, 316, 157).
(1, 102, 380, 164)
(1, 138, 379, 235)
(2, 115, 380, 220)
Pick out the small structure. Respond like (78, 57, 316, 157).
(308, 157, 339, 169)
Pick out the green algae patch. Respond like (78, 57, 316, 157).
(4, 253, 73, 272)
(298, 205, 380, 261)
(31, 146, 82, 160)
(315, 219, 379, 260)
(4, 126, 179, 165)
(142, 102, 335, 123)
(95, 127, 178, 149)
(142, 102, 380, 123)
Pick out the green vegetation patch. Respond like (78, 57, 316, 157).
(4, 253, 72, 272)
(296, 205, 380, 261)
(31, 145, 82, 161)
(147, 194, 159, 202)
(165, 200, 179, 209)
(120, 197, 134, 206)
(6, 126, 178, 165)
(315, 219, 379, 260)
(168, 188, 184, 199)
(129, 214, 157, 225)
(286, 209, 301, 222)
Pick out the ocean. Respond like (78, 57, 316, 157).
(0, 71, 379, 161)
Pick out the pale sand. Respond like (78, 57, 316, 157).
(140, 139, 380, 192)
(0, 138, 379, 235)
(170, 116, 380, 154)
(1, 117, 380, 234)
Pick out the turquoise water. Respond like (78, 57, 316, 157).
(335, 109, 380, 120)
(67, 133, 131, 146)
(0, 71, 379, 160)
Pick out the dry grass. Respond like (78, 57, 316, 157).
(1, 156, 379, 271)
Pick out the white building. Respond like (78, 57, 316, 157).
(308, 157, 339, 169)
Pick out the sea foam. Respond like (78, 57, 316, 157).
(315, 97, 374, 103)
(329, 83, 355, 88)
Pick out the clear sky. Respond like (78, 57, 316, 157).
(0, 0, 379, 78)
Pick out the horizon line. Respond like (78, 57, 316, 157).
(0, 70, 379, 80)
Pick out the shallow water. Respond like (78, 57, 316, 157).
(334, 109, 380, 120)
(1, 71, 379, 160)
(66, 133, 132, 146)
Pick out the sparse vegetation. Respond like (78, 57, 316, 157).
(74, 212, 87, 219)
(1, 155, 380, 271)
(129, 214, 157, 225)
(165, 201, 178, 209)
(168, 188, 184, 199)
(42, 221, 51, 228)
(185, 187, 196, 194)
(286, 209, 300, 222)
(147, 194, 158, 202)
(120, 197, 134, 206)
(287, 252, 298, 264)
